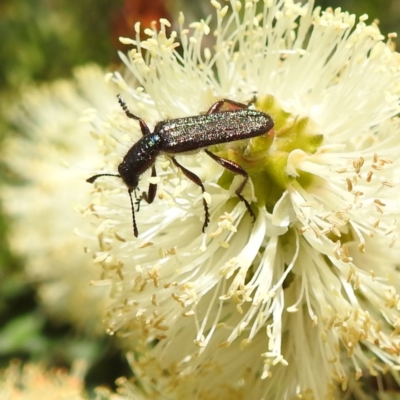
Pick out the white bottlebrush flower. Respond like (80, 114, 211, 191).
(1, 65, 117, 335)
(84, 0, 400, 398)
(0, 361, 87, 400)
(0, 360, 135, 400)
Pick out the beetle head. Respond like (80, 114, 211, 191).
(118, 161, 139, 189)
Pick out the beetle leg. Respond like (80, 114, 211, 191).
(134, 193, 142, 212)
(135, 165, 157, 213)
(117, 94, 151, 136)
(140, 165, 157, 204)
(171, 157, 210, 232)
(206, 97, 255, 114)
(204, 149, 256, 222)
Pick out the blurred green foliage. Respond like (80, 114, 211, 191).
(0, 0, 122, 91)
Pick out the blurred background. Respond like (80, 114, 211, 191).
(0, 0, 399, 396)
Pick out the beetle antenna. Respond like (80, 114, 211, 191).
(86, 173, 138, 236)
(117, 94, 140, 121)
(128, 188, 139, 237)
(86, 173, 121, 184)
(117, 94, 151, 136)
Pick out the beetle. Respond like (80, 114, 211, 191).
(87, 95, 274, 237)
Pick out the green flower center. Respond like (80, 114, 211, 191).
(213, 95, 323, 213)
